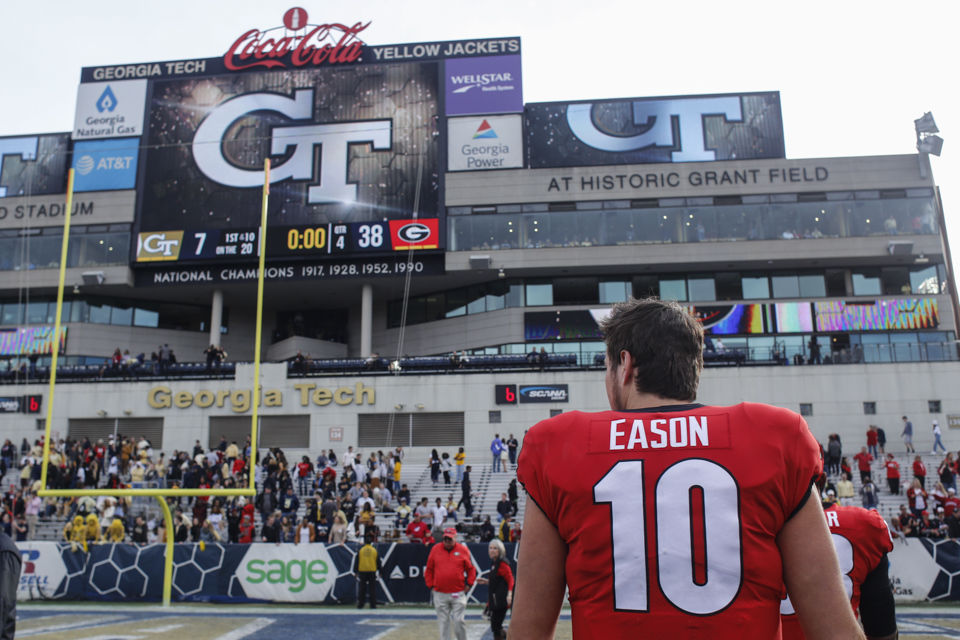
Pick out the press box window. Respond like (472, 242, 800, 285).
(799, 403, 813, 416)
(863, 402, 877, 415)
(489, 411, 501, 424)
(929, 400, 942, 413)
(550, 409, 564, 417)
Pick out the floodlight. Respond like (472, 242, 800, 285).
(918, 134, 944, 156)
(915, 112, 939, 135)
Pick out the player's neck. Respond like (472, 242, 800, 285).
(616, 391, 689, 411)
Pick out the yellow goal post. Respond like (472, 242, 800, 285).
(37, 160, 273, 606)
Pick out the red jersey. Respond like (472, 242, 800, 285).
(781, 504, 893, 640)
(885, 460, 900, 479)
(866, 431, 878, 446)
(944, 496, 960, 517)
(517, 402, 820, 639)
(406, 519, 429, 542)
(914, 460, 927, 477)
(853, 452, 873, 471)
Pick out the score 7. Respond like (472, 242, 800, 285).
(194, 232, 206, 255)
(593, 459, 742, 614)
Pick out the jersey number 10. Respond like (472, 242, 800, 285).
(593, 458, 742, 615)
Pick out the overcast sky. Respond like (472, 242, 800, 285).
(1, 0, 955, 267)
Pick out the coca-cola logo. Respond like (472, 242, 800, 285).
(224, 7, 369, 71)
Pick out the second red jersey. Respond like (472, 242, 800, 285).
(517, 402, 821, 639)
(781, 503, 894, 640)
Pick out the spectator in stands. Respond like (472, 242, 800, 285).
(453, 448, 465, 484)
(920, 510, 947, 539)
(836, 472, 855, 506)
(131, 516, 148, 544)
(866, 425, 879, 458)
(946, 488, 960, 518)
(860, 478, 879, 510)
(261, 513, 280, 543)
(933, 419, 947, 454)
(445, 495, 458, 523)
(405, 512, 429, 543)
(508, 479, 519, 516)
(506, 434, 519, 469)
(395, 498, 411, 529)
(0, 529, 21, 638)
(496, 493, 512, 522)
(429, 449, 441, 486)
(908, 478, 928, 518)
(902, 416, 916, 453)
(853, 446, 873, 483)
(441, 453, 453, 485)
(498, 513, 515, 542)
(885, 454, 901, 494)
(914, 455, 927, 489)
(238, 514, 255, 543)
(939, 453, 957, 493)
(490, 435, 504, 473)
(459, 466, 473, 517)
(946, 506, 960, 539)
(877, 426, 887, 454)
(329, 513, 348, 544)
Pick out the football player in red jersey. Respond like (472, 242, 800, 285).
(512, 298, 862, 640)
(781, 476, 897, 640)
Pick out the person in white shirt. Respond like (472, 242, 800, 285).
(933, 419, 947, 454)
(432, 497, 448, 530)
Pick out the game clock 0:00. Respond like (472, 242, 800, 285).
(269, 222, 389, 257)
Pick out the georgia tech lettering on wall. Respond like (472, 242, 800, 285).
(192, 89, 392, 204)
(566, 96, 742, 162)
(147, 382, 374, 413)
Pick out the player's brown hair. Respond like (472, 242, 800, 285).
(601, 298, 703, 402)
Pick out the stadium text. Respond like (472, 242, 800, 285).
(147, 382, 375, 413)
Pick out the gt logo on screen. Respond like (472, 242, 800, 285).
(136, 231, 184, 261)
(566, 96, 743, 162)
(192, 89, 392, 204)
(389, 219, 438, 250)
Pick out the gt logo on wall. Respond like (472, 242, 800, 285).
(526, 92, 785, 168)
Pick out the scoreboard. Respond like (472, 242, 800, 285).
(135, 219, 440, 264)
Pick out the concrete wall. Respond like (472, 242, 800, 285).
(5, 361, 960, 464)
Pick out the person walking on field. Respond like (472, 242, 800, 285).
(425, 527, 476, 640)
(478, 538, 514, 640)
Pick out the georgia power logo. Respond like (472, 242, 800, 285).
(472, 120, 497, 139)
(237, 544, 335, 602)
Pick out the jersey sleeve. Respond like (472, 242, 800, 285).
(516, 417, 559, 522)
(786, 414, 822, 519)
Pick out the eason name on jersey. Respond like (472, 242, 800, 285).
(609, 416, 709, 450)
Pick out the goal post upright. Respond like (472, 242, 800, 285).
(36, 160, 274, 607)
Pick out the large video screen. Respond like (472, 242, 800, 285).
(136, 62, 441, 263)
(526, 92, 784, 168)
(815, 299, 939, 331)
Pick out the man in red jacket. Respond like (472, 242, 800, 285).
(425, 527, 476, 640)
(884, 454, 900, 494)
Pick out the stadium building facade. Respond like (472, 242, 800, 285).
(1, 12, 957, 458)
